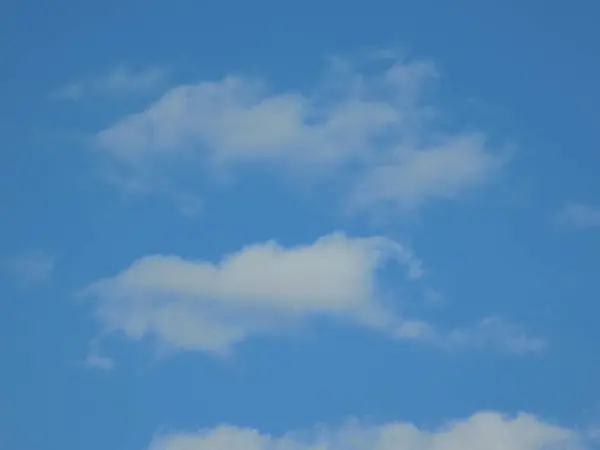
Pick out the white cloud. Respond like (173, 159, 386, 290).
(80, 233, 543, 356)
(54, 66, 167, 100)
(93, 54, 504, 213)
(2, 250, 56, 285)
(94, 75, 397, 168)
(351, 133, 503, 212)
(558, 203, 600, 229)
(148, 411, 584, 450)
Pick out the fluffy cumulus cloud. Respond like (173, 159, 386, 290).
(148, 411, 586, 450)
(81, 233, 543, 356)
(93, 54, 505, 214)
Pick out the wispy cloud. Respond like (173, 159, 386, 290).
(80, 233, 543, 357)
(84, 350, 115, 371)
(53, 66, 168, 101)
(558, 203, 600, 229)
(91, 53, 506, 215)
(2, 250, 56, 286)
(350, 133, 504, 213)
(443, 317, 548, 355)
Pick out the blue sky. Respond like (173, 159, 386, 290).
(2, 1, 600, 449)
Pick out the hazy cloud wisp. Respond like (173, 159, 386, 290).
(54, 66, 168, 100)
(558, 203, 600, 229)
(2, 250, 56, 286)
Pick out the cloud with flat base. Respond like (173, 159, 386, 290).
(80, 233, 544, 357)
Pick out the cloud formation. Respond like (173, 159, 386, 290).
(148, 411, 584, 450)
(93, 55, 505, 214)
(54, 66, 167, 100)
(81, 233, 543, 356)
